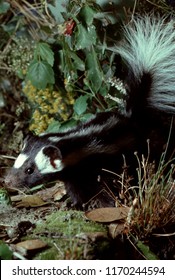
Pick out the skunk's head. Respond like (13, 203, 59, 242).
(5, 135, 64, 189)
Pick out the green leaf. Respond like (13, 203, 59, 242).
(27, 60, 55, 89)
(46, 120, 61, 133)
(74, 95, 88, 116)
(70, 52, 85, 71)
(136, 241, 159, 260)
(59, 119, 78, 131)
(79, 5, 96, 26)
(85, 47, 103, 92)
(0, 1, 10, 14)
(75, 24, 97, 50)
(59, 49, 79, 82)
(48, 0, 69, 23)
(35, 43, 54, 66)
(80, 113, 94, 122)
(0, 241, 13, 260)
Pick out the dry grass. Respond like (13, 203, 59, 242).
(126, 153, 175, 239)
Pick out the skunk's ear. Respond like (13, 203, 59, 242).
(43, 145, 62, 160)
(35, 145, 63, 173)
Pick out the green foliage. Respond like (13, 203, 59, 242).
(73, 95, 88, 116)
(27, 60, 55, 89)
(30, 210, 107, 260)
(136, 241, 159, 260)
(48, 0, 69, 23)
(85, 46, 104, 93)
(35, 43, 54, 67)
(79, 5, 96, 25)
(75, 25, 97, 49)
(0, 0, 135, 131)
(0, 241, 13, 260)
(27, 1, 130, 111)
(0, 1, 10, 14)
(26, 43, 55, 89)
(0, 188, 11, 205)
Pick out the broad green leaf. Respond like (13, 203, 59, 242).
(46, 119, 78, 133)
(27, 60, 55, 89)
(0, 241, 13, 260)
(48, 4, 64, 22)
(85, 47, 103, 92)
(45, 120, 61, 133)
(75, 24, 97, 50)
(79, 5, 96, 26)
(99, 83, 109, 97)
(35, 43, 54, 66)
(59, 119, 78, 131)
(48, 0, 69, 23)
(0, 1, 10, 14)
(70, 52, 85, 71)
(80, 113, 94, 122)
(73, 95, 88, 115)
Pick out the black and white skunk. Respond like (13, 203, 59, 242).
(5, 16, 175, 206)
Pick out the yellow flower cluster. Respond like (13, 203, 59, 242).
(23, 81, 75, 134)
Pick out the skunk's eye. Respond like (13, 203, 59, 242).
(25, 167, 34, 175)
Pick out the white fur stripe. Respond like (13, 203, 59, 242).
(14, 154, 29, 169)
(49, 136, 61, 142)
(56, 115, 118, 142)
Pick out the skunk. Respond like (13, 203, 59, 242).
(5, 16, 175, 206)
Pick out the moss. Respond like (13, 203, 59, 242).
(27, 210, 109, 260)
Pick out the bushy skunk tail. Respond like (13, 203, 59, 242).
(115, 16, 175, 115)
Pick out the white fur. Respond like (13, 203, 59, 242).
(46, 116, 118, 144)
(115, 16, 175, 113)
(61, 115, 118, 141)
(34, 148, 64, 174)
(14, 154, 29, 169)
(21, 142, 26, 151)
(49, 136, 61, 142)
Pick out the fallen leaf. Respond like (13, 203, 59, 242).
(53, 186, 66, 201)
(15, 195, 49, 208)
(85, 207, 129, 222)
(15, 239, 47, 251)
(36, 183, 65, 201)
(108, 223, 125, 238)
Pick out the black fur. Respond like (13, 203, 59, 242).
(5, 16, 175, 206)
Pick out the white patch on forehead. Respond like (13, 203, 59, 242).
(35, 148, 64, 174)
(14, 153, 29, 169)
